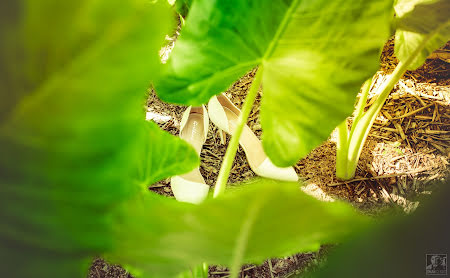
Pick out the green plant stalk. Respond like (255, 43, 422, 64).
(192, 263, 208, 278)
(336, 27, 440, 180)
(213, 67, 263, 198)
(342, 61, 408, 180)
(335, 79, 370, 180)
(349, 78, 372, 139)
(335, 119, 349, 179)
(202, 262, 208, 277)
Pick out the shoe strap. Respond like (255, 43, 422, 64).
(208, 96, 230, 133)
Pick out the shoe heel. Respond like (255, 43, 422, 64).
(218, 129, 226, 144)
(208, 95, 230, 133)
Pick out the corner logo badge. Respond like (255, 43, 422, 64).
(426, 254, 447, 276)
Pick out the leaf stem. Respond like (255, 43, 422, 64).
(349, 78, 372, 138)
(335, 120, 349, 180)
(229, 198, 263, 278)
(263, 0, 299, 60)
(213, 68, 263, 198)
(336, 79, 370, 180)
(343, 61, 408, 180)
(202, 262, 208, 278)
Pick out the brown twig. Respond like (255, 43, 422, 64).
(328, 168, 429, 186)
(268, 260, 275, 278)
(392, 103, 434, 119)
(149, 184, 168, 188)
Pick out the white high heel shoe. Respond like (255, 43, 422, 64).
(170, 106, 210, 204)
(208, 94, 298, 182)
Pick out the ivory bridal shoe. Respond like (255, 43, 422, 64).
(208, 94, 298, 182)
(170, 106, 210, 204)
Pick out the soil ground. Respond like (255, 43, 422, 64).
(89, 39, 449, 277)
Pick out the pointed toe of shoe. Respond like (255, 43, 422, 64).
(170, 176, 209, 204)
(253, 158, 298, 182)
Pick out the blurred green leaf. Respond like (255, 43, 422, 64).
(394, 0, 450, 70)
(109, 180, 370, 278)
(0, 1, 198, 277)
(175, 0, 193, 18)
(156, 0, 392, 166)
(303, 180, 450, 278)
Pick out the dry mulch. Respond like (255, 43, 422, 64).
(89, 258, 133, 278)
(209, 246, 330, 278)
(89, 38, 449, 277)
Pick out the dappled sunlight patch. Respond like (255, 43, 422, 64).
(388, 193, 420, 213)
(301, 183, 336, 202)
(145, 110, 172, 123)
(370, 140, 447, 177)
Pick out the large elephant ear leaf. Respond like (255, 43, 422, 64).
(109, 180, 370, 278)
(394, 0, 450, 70)
(0, 1, 197, 277)
(261, 0, 393, 166)
(156, 0, 393, 166)
(155, 0, 289, 105)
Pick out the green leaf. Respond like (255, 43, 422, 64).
(155, 0, 289, 105)
(0, 1, 197, 277)
(394, 0, 450, 70)
(156, 0, 392, 166)
(136, 121, 199, 188)
(109, 179, 370, 278)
